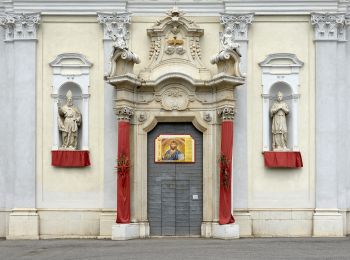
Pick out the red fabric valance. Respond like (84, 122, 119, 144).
(51, 150, 90, 167)
(263, 151, 303, 168)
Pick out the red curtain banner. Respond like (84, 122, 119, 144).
(116, 120, 131, 224)
(219, 120, 235, 225)
(263, 151, 303, 168)
(51, 150, 90, 167)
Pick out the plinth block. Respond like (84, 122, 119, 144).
(112, 223, 148, 240)
(212, 223, 240, 239)
(7, 209, 39, 240)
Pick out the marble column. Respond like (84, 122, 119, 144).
(97, 12, 131, 238)
(219, 13, 253, 236)
(311, 12, 349, 237)
(0, 13, 40, 239)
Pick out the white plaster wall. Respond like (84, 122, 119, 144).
(247, 16, 315, 208)
(344, 26, 350, 213)
(36, 16, 105, 209)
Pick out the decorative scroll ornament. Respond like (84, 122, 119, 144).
(114, 106, 134, 120)
(97, 12, 130, 47)
(218, 106, 236, 120)
(0, 13, 40, 41)
(311, 13, 350, 41)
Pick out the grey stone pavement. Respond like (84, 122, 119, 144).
(1, 237, 350, 260)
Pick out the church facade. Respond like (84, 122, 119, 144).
(0, 0, 350, 239)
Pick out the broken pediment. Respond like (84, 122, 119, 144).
(139, 7, 211, 82)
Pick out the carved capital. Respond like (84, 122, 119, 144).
(114, 106, 134, 121)
(311, 12, 350, 41)
(218, 106, 236, 121)
(0, 13, 40, 41)
(220, 13, 253, 47)
(97, 12, 130, 46)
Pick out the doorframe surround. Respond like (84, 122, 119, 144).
(105, 8, 245, 238)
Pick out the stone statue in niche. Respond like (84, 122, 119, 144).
(270, 91, 289, 151)
(58, 90, 82, 150)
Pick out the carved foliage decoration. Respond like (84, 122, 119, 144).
(0, 13, 40, 41)
(220, 13, 253, 44)
(311, 13, 350, 41)
(97, 12, 130, 46)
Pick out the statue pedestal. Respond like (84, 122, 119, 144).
(212, 223, 240, 239)
(313, 210, 344, 237)
(111, 223, 149, 240)
(7, 209, 39, 240)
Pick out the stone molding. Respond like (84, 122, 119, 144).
(218, 106, 236, 121)
(220, 13, 254, 43)
(97, 12, 130, 44)
(2, 1, 347, 15)
(0, 12, 40, 41)
(114, 106, 134, 121)
(311, 12, 350, 41)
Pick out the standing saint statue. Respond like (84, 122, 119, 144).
(58, 90, 82, 150)
(270, 91, 289, 151)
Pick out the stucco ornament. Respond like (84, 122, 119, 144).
(311, 12, 350, 41)
(114, 106, 134, 121)
(58, 90, 82, 150)
(0, 13, 40, 41)
(98, 12, 140, 78)
(270, 91, 289, 151)
(218, 106, 236, 120)
(157, 88, 190, 111)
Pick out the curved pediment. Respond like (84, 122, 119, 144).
(139, 7, 211, 82)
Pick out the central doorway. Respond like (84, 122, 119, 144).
(147, 123, 203, 236)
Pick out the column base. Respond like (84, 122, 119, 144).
(313, 210, 344, 237)
(7, 208, 39, 240)
(111, 222, 149, 240)
(212, 223, 240, 239)
(98, 211, 115, 239)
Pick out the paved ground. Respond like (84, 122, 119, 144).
(1, 237, 350, 260)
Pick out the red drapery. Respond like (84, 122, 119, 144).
(263, 151, 303, 168)
(51, 150, 90, 167)
(116, 120, 131, 223)
(219, 120, 235, 225)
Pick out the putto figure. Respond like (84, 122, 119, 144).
(162, 140, 184, 161)
(58, 90, 82, 150)
(270, 91, 289, 151)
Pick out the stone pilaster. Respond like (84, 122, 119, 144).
(219, 13, 253, 237)
(0, 13, 40, 239)
(311, 12, 350, 237)
(98, 12, 132, 238)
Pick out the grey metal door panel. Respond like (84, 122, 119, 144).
(148, 123, 203, 236)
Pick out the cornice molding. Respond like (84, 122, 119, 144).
(311, 12, 350, 41)
(1, 1, 349, 16)
(0, 13, 40, 41)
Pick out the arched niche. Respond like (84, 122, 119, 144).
(259, 53, 303, 151)
(50, 53, 92, 150)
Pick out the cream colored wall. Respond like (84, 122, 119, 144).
(36, 16, 105, 209)
(247, 16, 315, 209)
